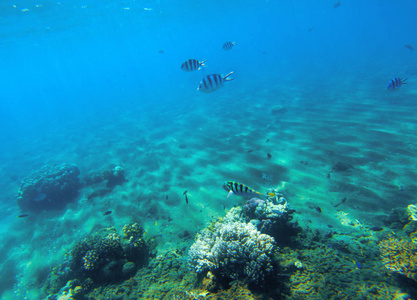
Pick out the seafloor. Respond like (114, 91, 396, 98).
(1, 80, 417, 299)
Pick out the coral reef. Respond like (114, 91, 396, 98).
(189, 214, 276, 283)
(84, 166, 126, 188)
(44, 223, 150, 298)
(16, 163, 82, 211)
(407, 204, 417, 221)
(379, 236, 417, 281)
(241, 191, 300, 245)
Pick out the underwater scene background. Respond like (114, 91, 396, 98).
(1, 0, 417, 299)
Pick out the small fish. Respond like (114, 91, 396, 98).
(185, 194, 189, 204)
(166, 195, 168, 200)
(222, 41, 236, 50)
(356, 261, 362, 269)
(155, 221, 157, 226)
(17, 214, 29, 218)
(158, 49, 164, 54)
(266, 139, 270, 143)
(369, 226, 384, 232)
(103, 210, 112, 216)
(333, 1, 341, 8)
(308, 204, 322, 213)
(404, 44, 414, 51)
(183, 190, 188, 195)
(222, 181, 263, 198)
(333, 197, 347, 208)
(246, 149, 254, 153)
(197, 72, 233, 93)
(267, 153, 272, 159)
(387, 78, 407, 91)
(180, 59, 207, 72)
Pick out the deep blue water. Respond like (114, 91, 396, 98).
(1, 0, 416, 140)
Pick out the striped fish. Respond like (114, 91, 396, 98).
(387, 78, 407, 91)
(197, 72, 233, 93)
(181, 59, 207, 72)
(223, 41, 236, 50)
(222, 181, 263, 198)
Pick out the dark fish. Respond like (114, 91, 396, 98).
(103, 210, 112, 216)
(333, 1, 341, 8)
(246, 149, 254, 153)
(404, 44, 414, 51)
(197, 72, 233, 93)
(166, 195, 168, 200)
(183, 190, 188, 195)
(369, 226, 384, 232)
(309, 204, 322, 213)
(267, 153, 272, 159)
(223, 41, 236, 50)
(387, 78, 407, 91)
(180, 59, 207, 72)
(158, 49, 164, 54)
(333, 197, 347, 208)
(185, 194, 189, 204)
(356, 262, 362, 269)
(18, 214, 29, 218)
(222, 181, 263, 198)
(266, 139, 269, 143)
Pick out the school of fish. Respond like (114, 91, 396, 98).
(180, 41, 236, 92)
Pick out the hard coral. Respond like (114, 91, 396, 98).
(189, 218, 276, 283)
(16, 163, 82, 211)
(379, 236, 417, 281)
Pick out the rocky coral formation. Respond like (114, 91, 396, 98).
(16, 163, 82, 211)
(379, 236, 417, 281)
(44, 223, 150, 297)
(84, 166, 126, 188)
(241, 191, 300, 245)
(189, 214, 276, 283)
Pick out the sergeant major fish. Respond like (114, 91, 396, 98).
(198, 72, 233, 93)
(387, 78, 407, 91)
(223, 181, 277, 199)
(180, 59, 207, 72)
(223, 181, 263, 198)
(223, 41, 236, 50)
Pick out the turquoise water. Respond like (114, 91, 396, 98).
(1, 1, 417, 299)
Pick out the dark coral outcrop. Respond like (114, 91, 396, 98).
(16, 163, 82, 212)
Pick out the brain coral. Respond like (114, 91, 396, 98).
(189, 220, 276, 283)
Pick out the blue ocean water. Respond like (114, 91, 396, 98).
(1, 0, 417, 299)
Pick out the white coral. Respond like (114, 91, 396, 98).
(189, 220, 276, 282)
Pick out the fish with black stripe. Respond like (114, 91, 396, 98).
(222, 181, 278, 200)
(223, 41, 236, 50)
(198, 72, 233, 93)
(180, 59, 207, 72)
(387, 78, 407, 91)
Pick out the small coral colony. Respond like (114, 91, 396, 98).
(14, 40, 416, 299)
